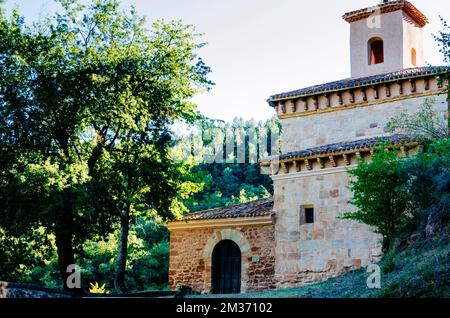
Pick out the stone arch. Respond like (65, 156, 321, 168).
(202, 229, 251, 293)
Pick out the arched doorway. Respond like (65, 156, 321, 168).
(211, 240, 241, 294)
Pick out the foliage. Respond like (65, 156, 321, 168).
(340, 149, 412, 248)
(185, 163, 272, 212)
(386, 99, 448, 143)
(0, 0, 211, 290)
(344, 90, 450, 249)
(0, 227, 54, 282)
(1, 218, 170, 292)
(399, 138, 450, 235)
(78, 218, 170, 292)
(174, 117, 278, 212)
(434, 17, 450, 98)
(89, 282, 108, 294)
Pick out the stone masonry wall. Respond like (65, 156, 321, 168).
(0, 281, 74, 298)
(169, 224, 276, 294)
(272, 169, 382, 288)
(281, 92, 448, 153)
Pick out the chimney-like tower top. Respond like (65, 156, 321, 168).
(344, 1, 428, 78)
(343, 1, 428, 27)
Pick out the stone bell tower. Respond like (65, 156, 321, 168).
(343, 0, 428, 78)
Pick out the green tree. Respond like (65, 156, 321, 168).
(398, 138, 450, 237)
(340, 149, 412, 249)
(386, 99, 448, 143)
(0, 0, 211, 291)
(434, 17, 450, 99)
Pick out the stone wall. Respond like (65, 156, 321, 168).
(272, 169, 382, 288)
(169, 224, 276, 293)
(0, 281, 74, 298)
(280, 89, 447, 153)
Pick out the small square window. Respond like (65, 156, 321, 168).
(305, 208, 314, 224)
(300, 205, 315, 225)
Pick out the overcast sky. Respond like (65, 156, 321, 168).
(3, 0, 450, 122)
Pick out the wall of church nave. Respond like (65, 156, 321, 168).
(169, 224, 277, 294)
(272, 169, 383, 288)
(280, 92, 447, 153)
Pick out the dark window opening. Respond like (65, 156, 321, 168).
(305, 207, 314, 224)
(369, 38, 384, 65)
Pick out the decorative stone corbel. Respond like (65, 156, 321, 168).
(342, 153, 350, 166)
(324, 93, 330, 107)
(329, 155, 337, 167)
(280, 102, 286, 114)
(304, 159, 312, 170)
(385, 84, 391, 97)
(336, 92, 343, 105)
(372, 86, 379, 99)
(317, 157, 325, 169)
(312, 96, 318, 110)
(302, 97, 308, 111)
(397, 80, 403, 95)
(362, 89, 367, 102)
(409, 79, 416, 93)
(349, 90, 355, 103)
(290, 99, 297, 113)
(281, 162, 288, 174)
(293, 160, 301, 172)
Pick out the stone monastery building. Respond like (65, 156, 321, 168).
(168, 0, 449, 294)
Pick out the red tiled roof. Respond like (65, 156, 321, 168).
(181, 198, 273, 221)
(278, 134, 414, 161)
(267, 66, 448, 106)
(343, 1, 428, 27)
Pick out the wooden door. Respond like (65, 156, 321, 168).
(211, 240, 241, 294)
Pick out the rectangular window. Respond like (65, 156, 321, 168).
(305, 207, 314, 224)
(300, 205, 315, 225)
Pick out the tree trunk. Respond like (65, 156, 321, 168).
(115, 211, 130, 293)
(54, 210, 77, 291)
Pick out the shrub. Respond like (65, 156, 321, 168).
(340, 149, 412, 249)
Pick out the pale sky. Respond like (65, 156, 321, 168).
(3, 0, 450, 122)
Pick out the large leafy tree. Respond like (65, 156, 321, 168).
(0, 0, 211, 291)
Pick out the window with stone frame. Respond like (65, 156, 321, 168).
(300, 205, 315, 225)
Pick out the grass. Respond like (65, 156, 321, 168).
(190, 233, 450, 298)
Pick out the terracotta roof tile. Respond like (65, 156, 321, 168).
(181, 198, 273, 221)
(267, 66, 449, 106)
(279, 134, 414, 161)
(343, 1, 428, 27)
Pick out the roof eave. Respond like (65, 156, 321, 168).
(167, 215, 273, 231)
(266, 67, 448, 106)
(342, 1, 428, 27)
